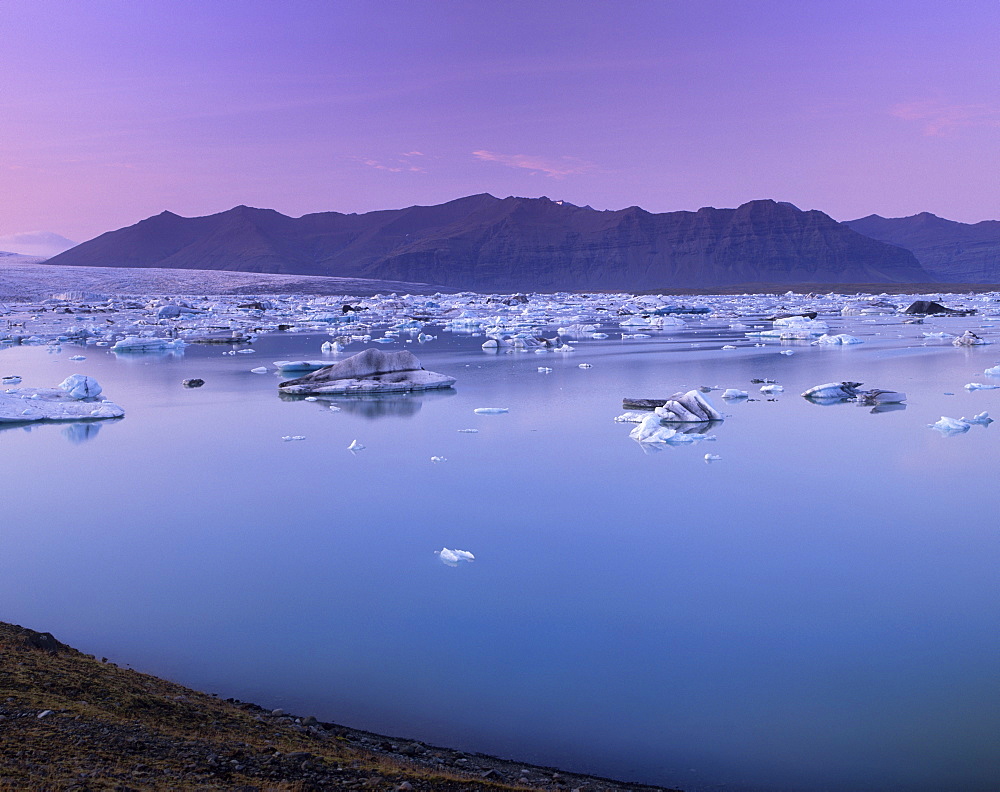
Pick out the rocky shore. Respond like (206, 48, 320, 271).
(0, 622, 679, 791)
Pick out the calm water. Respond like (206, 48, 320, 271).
(2, 314, 998, 791)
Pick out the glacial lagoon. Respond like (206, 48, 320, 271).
(2, 297, 999, 792)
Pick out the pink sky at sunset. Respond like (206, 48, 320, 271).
(2, 0, 998, 243)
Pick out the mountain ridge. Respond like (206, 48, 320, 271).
(44, 195, 934, 291)
(846, 212, 1000, 282)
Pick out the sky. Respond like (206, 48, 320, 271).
(2, 0, 999, 243)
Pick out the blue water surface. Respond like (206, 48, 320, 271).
(1, 315, 998, 792)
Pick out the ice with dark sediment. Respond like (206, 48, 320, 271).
(278, 348, 456, 395)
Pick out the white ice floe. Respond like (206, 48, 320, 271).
(474, 407, 509, 414)
(69, 355, 86, 360)
(984, 365, 1000, 378)
(614, 411, 648, 423)
(779, 349, 794, 355)
(430, 456, 446, 462)
(721, 389, 748, 399)
(111, 336, 186, 353)
(965, 383, 1000, 390)
(273, 360, 332, 373)
(929, 413, 993, 435)
(578, 363, 592, 368)
(457, 428, 479, 433)
(437, 547, 475, 566)
(721, 345, 737, 350)
(279, 348, 455, 395)
(953, 330, 987, 346)
(250, 366, 269, 374)
(1, 376, 123, 424)
(704, 454, 721, 462)
(347, 439, 365, 451)
(281, 435, 306, 441)
(537, 366, 553, 373)
(760, 384, 784, 394)
(813, 333, 863, 345)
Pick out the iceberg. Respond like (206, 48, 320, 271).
(929, 413, 992, 434)
(652, 390, 723, 422)
(111, 336, 186, 353)
(953, 330, 987, 346)
(1, 376, 124, 424)
(813, 333, 863, 345)
(278, 348, 456, 395)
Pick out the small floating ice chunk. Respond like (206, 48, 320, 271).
(537, 366, 553, 373)
(281, 435, 306, 441)
(704, 454, 721, 462)
(721, 345, 737, 350)
(457, 428, 479, 433)
(930, 417, 972, 435)
(578, 363, 592, 368)
(347, 439, 365, 451)
(965, 383, 1000, 391)
(929, 412, 993, 435)
(779, 349, 794, 356)
(953, 330, 987, 346)
(721, 389, 748, 400)
(474, 407, 509, 414)
(614, 411, 648, 423)
(813, 334, 863, 345)
(760, 384, 784, 394)
(2, 376, 22, 385)
(250, 366, 269, 374)
(984, 365, 1000, 378)
(430, 456, 446, 463)
(69, 355, 86, 361)
(328, 404, 342, 412)
(802, 382, 862, 401)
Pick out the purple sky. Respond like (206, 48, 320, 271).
(3, 0, 999, 242)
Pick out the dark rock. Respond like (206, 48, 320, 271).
(20, 628, 70, 653)
(182, 378, 205, 388)
(902, 300, 976, 316)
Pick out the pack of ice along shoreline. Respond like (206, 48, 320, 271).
(2, 287, 999, 362)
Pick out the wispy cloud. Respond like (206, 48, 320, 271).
(472, 149, 595, 178)
(354, 152, 426, 173)
(891, 99, 1000, 137)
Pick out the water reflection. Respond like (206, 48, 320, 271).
(279, 388, 455, 419)
(0, 417, 117, 443)
(61, 422, 103, 443)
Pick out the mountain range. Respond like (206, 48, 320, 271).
(845, 212, 1000, 283)
(38, 195, 999, 291)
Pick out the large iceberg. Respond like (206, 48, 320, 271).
(278, 348, 456, 395)
(0, 375, 124, 424)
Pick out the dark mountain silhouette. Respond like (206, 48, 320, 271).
(846, 212, 1000, 283)
(45, 195, 931, 291)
